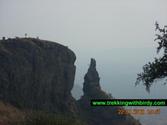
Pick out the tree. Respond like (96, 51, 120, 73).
(136, 22, 167, 92)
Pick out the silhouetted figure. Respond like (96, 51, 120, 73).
(2, 37, 5, 40)
(25, 33, 27, 38)
(15, 36, 19, 39)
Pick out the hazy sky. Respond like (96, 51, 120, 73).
(0, 0, 167, 99)
(1, 0, 167, 48)
(1, 1, 167, 124)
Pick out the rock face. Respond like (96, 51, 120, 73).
(0, 38, 141, 125)
(83, 58, 101, 97)
(0, 38, 77, 114)
(78, 58, 141, 125)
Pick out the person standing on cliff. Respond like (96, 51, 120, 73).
(25, 33, 27, 38)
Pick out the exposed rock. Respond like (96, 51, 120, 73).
(0, 37, 141, 125)
(83, 58, 101, 97)
(0, 38, 77, 114)
(78, 58, 141, 125)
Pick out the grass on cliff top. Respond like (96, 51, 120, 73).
(0, 101, 86, 125)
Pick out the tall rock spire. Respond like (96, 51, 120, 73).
(83, 58, 101, 97)
(77, 58, 141, 125)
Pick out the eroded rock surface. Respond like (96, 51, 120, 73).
(0, 38, 141, 125)
(0, 38, 77, 114)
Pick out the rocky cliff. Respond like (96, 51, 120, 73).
(0, 38, 77, 114)
(0, 37, 141, 125)
(78, 58, 141, 125)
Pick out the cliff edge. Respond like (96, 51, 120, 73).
(0, 38, 141, 125)
(0, 37, 77, 114)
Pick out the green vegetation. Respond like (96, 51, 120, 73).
(136, 22, 167, 92)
